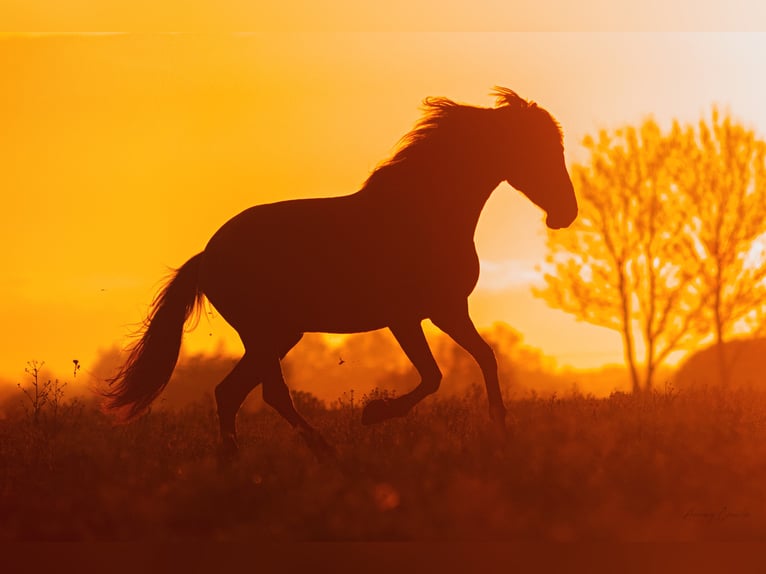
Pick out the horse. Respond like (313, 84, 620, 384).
(106, 87, 577, 461)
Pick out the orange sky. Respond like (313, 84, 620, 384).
(3, 31, 766, 384)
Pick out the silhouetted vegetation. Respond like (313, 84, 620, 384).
(1, 378, 764, 541)
(83, 322, 617, 414)
(537, 109, 766, 393)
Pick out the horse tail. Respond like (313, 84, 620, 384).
(105, 252, 206, 419)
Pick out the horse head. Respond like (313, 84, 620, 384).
(494, 88, 578, 230)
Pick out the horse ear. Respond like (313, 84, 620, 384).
(492, 87, 532, 109)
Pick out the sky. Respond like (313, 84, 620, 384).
(3, 1, 766, 32)
(2, 25, 766, 384)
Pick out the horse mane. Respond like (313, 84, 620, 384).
(360, 87, 561, 194)
(493, 86, 563, 146)
(492, 86, 531, 109)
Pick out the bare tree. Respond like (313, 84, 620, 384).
(535, 110, 766, 392)
(671, 109, 766, 385)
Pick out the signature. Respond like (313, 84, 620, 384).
(683, 507, 751, 523)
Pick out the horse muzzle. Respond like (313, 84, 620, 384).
(545, 207, 577, 230)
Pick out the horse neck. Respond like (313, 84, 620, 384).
(429, 170, 502, 235)
(386, 163, 502, 237)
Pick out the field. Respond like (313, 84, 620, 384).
(1, 383, 765, 541)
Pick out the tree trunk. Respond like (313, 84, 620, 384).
(644, 320, 655, 393)
(713, 273, 729, 387)
(622, 327, 642, 394)
(617, 260, 642, 394)
(644, 361, 654, 394)
(715, 329, 729, 387)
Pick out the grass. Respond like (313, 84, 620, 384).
(1, 384, 765, 541)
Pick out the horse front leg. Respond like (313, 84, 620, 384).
(362, 320, 442, 425)
(431, 300, 507, 434)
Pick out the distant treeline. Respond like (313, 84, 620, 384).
(3, 325, 762, 417)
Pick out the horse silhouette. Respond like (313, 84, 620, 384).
(106, 87, 577, 461)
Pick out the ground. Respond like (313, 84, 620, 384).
(1, 384, 765, 541)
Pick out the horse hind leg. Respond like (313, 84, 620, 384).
(243, 332, 333, 461)
(214, 332, 304, 464)
(258, 349, 335, 462)
(214, 355, 261, 464)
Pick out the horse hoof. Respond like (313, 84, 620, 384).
(362, 398, 396, 425)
